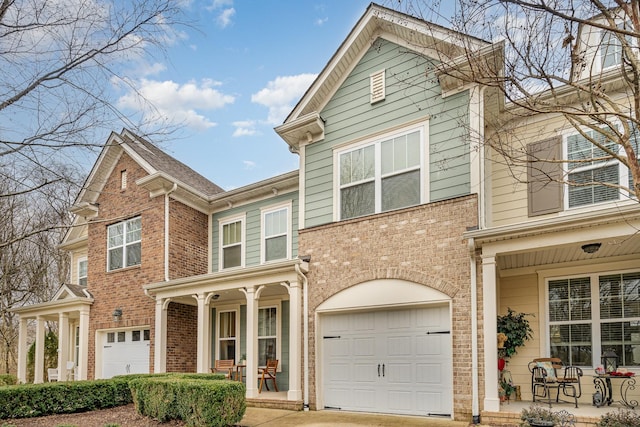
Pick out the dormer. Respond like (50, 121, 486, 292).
(572, 7, 636, 82)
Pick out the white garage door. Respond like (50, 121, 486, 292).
(322, 305, 452, 417)
(102, 328, 150, 379)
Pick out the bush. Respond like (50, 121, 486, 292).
(0, 378, 132, 419)
(0, 375, 17, 386)
(597, 408, 640, 427)
(130, 377, 245, 427)
(520, 405, 558, 427)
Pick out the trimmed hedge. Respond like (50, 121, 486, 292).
(0, 374, 17, 386)
(0, 378, 131, 419)
(130, 377, 246, 427)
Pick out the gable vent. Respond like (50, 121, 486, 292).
(121, 170, 128, 190)
(370, 69, 385, 104)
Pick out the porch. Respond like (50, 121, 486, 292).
(482, 400, 631, 427)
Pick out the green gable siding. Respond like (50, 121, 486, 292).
(211, 192, 299, 272)
(304, 38, 471, 227)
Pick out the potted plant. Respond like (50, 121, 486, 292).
(497, 308, 534, 359)
(520, 405, 558, 427)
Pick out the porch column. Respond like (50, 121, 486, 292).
(287, 281, 302, 401)
(482, 254, 500, 412)
(245, 286, 259, 398)
(57, 312, 69, 380)
(17, 317, 28, 383)
(154, 298, 167, 373)
(196, 293, 211, 373)
(34, 315, 45, 383)
(77, 307, 90, 380)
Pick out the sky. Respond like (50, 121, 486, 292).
(113, 0, 456, 191)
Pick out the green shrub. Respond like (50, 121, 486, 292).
(130, 377, 245, 427)
(0, 375, 17, 386)
(597, 408, 640, 427)
(0, 378, 132, 419)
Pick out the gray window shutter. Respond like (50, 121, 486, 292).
(527, 136, 563, 216)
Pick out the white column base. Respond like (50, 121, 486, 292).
(484, 397, 501, 412)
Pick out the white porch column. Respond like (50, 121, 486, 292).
(17, 317, 28, 383)
(34, 316, 45, 383)
(154, 298, 167, 373)
(77, 307, 90, 380)
(196, 293, 211, 373)
(57, 312, 69, 380)
(287, 281, 302, 401)
(482, 255, 500, 412)
(245, 286, 259, 398)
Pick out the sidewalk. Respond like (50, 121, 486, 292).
(239, 407, 474, 426)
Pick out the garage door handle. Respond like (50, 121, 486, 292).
(377, 364, 380, 377)
(382, 364, 385, 377)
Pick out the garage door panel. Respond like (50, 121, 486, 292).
(353, 337, 375, 356)
(353, 363, 377, 382)
(353, 312, 376, 331)
(327, 362, 350, 381)
(417, 391, 444, 412)
(386, 335, 412, 356)
(386, 362, 412, 383)
(419, 335, 446, 356)
(387, 310, 413, 330)
(388, 390, 413, 411)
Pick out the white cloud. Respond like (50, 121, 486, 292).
(232, 120, 258, 137)
(251, 73, 317, 125)
(315, 17, 328, 26)
(216, 8, 235, 28)
(243, 160, 256, 169)
(117, 78, 235, 131)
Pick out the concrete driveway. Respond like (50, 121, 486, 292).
(239, 407, 474, 426)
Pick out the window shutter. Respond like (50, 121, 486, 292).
(527, 136, 563, 216)
(370, 69, 385, 104)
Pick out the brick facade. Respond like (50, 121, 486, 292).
(166, 302, 197, 372)
(86, 152, 208, 378)
(299, 195, 479, 420)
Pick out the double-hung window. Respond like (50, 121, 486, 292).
(548, 271, 640, 367)
(220, 216, 244, 269)
(262, 204, 290, 263)
(566, 130, 621, 208)
(600, 22, 632, 71)
(258, 306, 278, 367)
(78, 257, 88, 286)
(337, 127, 423, 220)
(218, 310, 237, 361)
(107, 217, 141, 271)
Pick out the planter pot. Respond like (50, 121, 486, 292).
(498, 358, 506, 371)
(527, 420, 555, 427)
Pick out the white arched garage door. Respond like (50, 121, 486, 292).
(318, 280, 453, 418)
(102, 328, 150, 379)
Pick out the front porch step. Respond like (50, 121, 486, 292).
(246, 398, 303, 411)
(481, 410, 600, 427)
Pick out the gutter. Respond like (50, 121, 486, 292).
(165, 183, 178, 281)
(295, 260, 310, 411)
(469, 237, 480, 424)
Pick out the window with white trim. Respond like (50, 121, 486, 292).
(107, 217, 141, 271)
(337, 127, 422, 220)
(218, 310, 237, 360)
(219, 216, 244, 269)
(262, 204, 290, 263)
(258, 306, 278, 367)
(565, 129, 628, 208)
(600, 22, 632, 71)
(78, 257, 87, 286)
(548, 271, 640, 367)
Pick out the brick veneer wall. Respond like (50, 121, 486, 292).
(86, 151, 209, 378)
(166, 302, 197, 372)
(299, 194, 480, 421)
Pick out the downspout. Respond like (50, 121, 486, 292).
(469, 237, 480, 424)
(164, 183, 178, 281)
(295, 261, 310, 411)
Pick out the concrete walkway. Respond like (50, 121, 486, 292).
(239, 407, 473, 426)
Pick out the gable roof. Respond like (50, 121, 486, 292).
(276, 3, 490, 149)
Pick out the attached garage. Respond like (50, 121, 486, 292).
(321, 305, 452, 416)
(102, 328, 150, 379)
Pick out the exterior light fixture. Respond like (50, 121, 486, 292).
(212, 294, 220, 300)
(112, 308, 123, 321)
(581, 243, 602, 254)
(601, 349, 618, 374)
